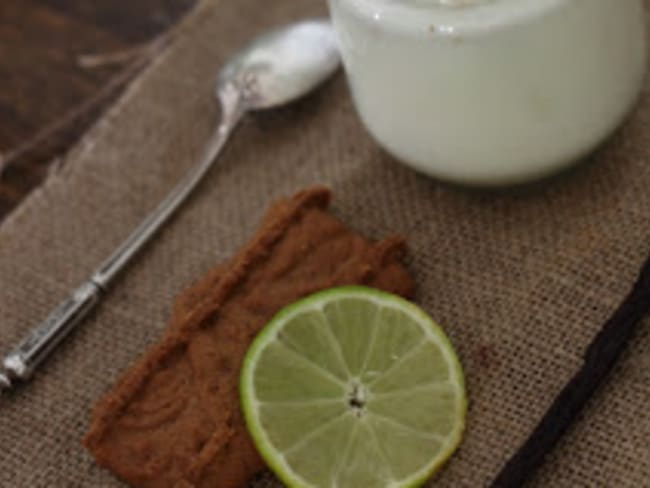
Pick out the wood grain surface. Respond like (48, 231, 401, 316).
(0, 0, 197, 221)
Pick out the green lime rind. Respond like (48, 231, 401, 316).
(240, 286, 467, 488)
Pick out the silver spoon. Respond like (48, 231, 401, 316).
(0, 19, 340, 392)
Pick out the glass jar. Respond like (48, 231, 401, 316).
(328, 0, 647, 185)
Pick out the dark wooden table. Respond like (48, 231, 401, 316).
(0, 0, 197, 222)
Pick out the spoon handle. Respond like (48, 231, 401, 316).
(93, 85, 245, 289)
(1, 84, 245, 393)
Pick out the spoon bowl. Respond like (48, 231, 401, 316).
(218, 20, 340, 110)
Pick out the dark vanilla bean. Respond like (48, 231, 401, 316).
(491, 254, 650, 488)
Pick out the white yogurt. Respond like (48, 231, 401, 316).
(328, 0, 647, 185)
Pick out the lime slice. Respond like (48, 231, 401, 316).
(241, 286, 466, 488)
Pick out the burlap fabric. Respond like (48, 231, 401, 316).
(1, 0, 649, 486)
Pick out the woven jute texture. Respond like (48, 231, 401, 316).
(1, 0, 649, 486)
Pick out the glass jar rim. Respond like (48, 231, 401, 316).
(333, 0, 567, 38)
